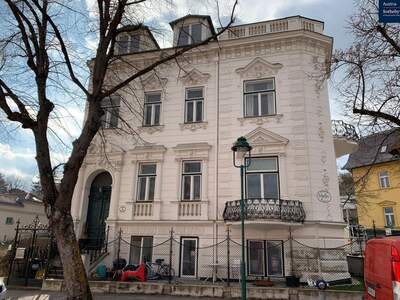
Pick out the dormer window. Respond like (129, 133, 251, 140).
(178, 24, 202, 46)
(117, 33, 140, 54)
(170, 15, 216, 47)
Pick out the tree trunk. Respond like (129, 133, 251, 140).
(52, 209, 92, 300)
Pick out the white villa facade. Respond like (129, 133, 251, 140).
(71, 15, 358, 280)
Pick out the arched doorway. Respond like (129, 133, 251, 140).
(85, 171, 112, 249)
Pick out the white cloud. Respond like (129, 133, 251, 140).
(0, 167, 31, 179)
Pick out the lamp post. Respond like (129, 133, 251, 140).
(231, 136, 252, 300)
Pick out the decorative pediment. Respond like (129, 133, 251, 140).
(179, 68, 210, 85)
(173, 142, 211, 160)
(141, 73, 168, 90)
(129, 144, 166, 162)
(244, 127, 288, 155)
(235, 57, 283, 79)
(378, 200, 397, 207)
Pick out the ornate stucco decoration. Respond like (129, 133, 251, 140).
(179, 68, 211, 85)
(85, 141, 125, 169)
(173, 142, 211, 161)
(137, 125, 164, 134)
(245, 127, 288, 155)
(179, 122, 208, 131)
(141, 73, 168, 91)
(235, 57, 283, 79)
(129, 144, 166, 162)
(378, 200, 397, 207)
(237, 114, 283, 126)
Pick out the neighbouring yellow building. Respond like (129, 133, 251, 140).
(345, 129, 400, 234)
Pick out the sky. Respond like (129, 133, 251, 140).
(0, 0, 356, 189)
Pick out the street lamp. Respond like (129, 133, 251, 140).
(231, 136, 252, 300)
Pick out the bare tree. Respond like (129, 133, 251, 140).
(0, 173, 7, 193)
(331, 0, 400, 130)
(0, 0, 237, 299)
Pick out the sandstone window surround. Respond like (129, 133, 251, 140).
(173, 143, 211, 220)
(244, 127, 289, 200)
(143, 91, 162, 127)
(236, 57, 283, 126)
(138, 73, 168, 134)
(179, 69, 210, 132)
(101, 95, 120, 129)
(127, 145, 167, 220)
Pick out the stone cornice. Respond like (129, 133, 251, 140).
(104, 30, 332, 71)
(179, 68, 211, 85)
(129, 144, 167, 162)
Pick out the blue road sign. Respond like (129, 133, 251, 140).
(379, 0, 400, 23)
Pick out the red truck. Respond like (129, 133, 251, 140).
(364, 237, 400, 299)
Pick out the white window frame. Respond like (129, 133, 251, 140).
(379, 171, 390, 188)
(137, 163, 157, 202)
(181, 161, 202, 201)
(180, 237, 198, 278)
(177, 23, 203, 46)
(244, 78, 276, 117)
(247, 240, 265, 276)
(384, 207, 395, 227)
(184, 87, 204, 123)
(117, 33, 140, 54)
(143, 91, 162, 126)
(245, 157, 280, 199)
(101, 96, 120, 129)
(129, 236, 153, 264)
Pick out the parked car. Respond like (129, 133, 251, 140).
(0, 279, 7, 300)
(364, 237, 400, 300)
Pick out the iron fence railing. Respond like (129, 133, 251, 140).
(223, 198, 306, 223)
(331, 120, 359, 141)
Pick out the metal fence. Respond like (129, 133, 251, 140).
(89, 228, 365, 290)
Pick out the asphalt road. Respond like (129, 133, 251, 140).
(5, 289, 216, 300)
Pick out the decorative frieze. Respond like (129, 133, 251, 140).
(235, 57, 283, 79)
(237, 114, 283, 126)
(179, 68, 211, 85)
(129, 144, 166, 162)
(140, 72, 168, 90)
(173, 142, 211, 160)
(137, 125, 164, 134)
(179, 122, 208, 131)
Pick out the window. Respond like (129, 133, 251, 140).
(185, 87, 204, 123)
(129, 236, 153, 264)
(180, 237, 198, 277)
(177, 24, 202, 46)
(384, 207, 395, 227)
(182, 161, 202, 201)
(246, 157, 279, 199)
(101, 96, 120, 128)
(137, 164, 156, 201)
(143, 92, 161, 126)
(244, 79, 276, 117)
(247, 240, 284, 277)
(379, 171, 390, 188)
(117, 33, 140, 54)
(5, 217, 13, 225)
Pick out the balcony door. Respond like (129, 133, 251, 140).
(246, 157, 279, 199)
(180, 237, 198, 277)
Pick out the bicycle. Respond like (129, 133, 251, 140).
(146, 258, 175, 280)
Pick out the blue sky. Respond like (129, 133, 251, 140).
(0, 0, 355, 189)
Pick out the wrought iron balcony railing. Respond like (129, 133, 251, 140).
(331, 120, 359, 142)
(223, 198, 306, 223)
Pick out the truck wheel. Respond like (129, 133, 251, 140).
(316, 280, 327, 290)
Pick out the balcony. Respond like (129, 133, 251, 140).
(218, 16, 324, 41)
(331, 120, 359, 157)
(223, 198, 306, 224)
